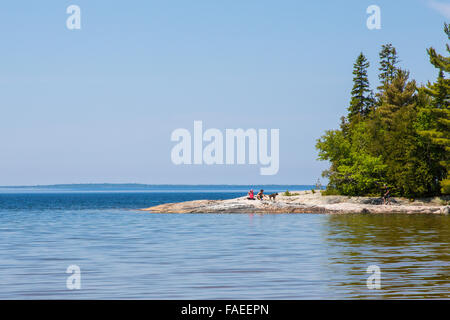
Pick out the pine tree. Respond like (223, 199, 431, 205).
(378, 44, 399, 90)
(420, 23, 450, 194)
(379, 69, 416, 108)
(373, 70, 419, 196)
(317, 25, 449, 197)
(377, 69, 416, 128)
(427, 23, 450, 71)
(348, 53, 373, 121)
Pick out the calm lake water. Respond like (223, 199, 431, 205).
(0, 187, 449, 299)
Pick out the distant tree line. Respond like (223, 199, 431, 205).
(316, 24, 449, 197)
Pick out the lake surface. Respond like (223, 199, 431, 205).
(0, 186, 449, 299)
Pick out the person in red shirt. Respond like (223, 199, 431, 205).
(247, 189, 255, 200)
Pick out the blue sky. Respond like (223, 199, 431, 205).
(0, 0, 448, 185)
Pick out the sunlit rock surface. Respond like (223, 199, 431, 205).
(141, 191, 449, 214)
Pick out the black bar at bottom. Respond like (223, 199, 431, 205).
(0, 300, 447, 319)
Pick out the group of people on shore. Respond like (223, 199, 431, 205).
(246, 189, 278, 201)
(245, 185, 392, 205)
(247, 189, 263, 200)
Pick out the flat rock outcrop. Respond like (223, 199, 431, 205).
(141, 191, 449, 214)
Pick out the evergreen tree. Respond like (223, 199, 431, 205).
(348, 53, 373, 121)
(377, 69, 416, 128)
(426, 23, 450, 71)
(372, 70, 419, 196)
(316, 25, 449, 198)
(419, 23, 450, 194)
(378, 44, 399, 90)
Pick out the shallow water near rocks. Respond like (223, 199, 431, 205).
(0, 189, 449, 299)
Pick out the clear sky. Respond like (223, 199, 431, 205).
(0, 0, 448, 186)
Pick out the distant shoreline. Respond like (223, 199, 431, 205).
(0, 183, 315, 189)
(141, 191, 450, 215)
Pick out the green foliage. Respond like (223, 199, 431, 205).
(283, 190, 299, 196)
(418, 23, 450, 194)
(316, 26, 449, 197)
(335, 152, 386, 196)
(348, 53, 374, 120)
(378, 43, 399, 91)
(317, 120, 387, 196)
(320, 189, 340, 196)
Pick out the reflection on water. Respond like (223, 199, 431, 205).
(0, 192, 448, 299)
(324, 214, 450, 299)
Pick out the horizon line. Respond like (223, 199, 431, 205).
(0, 183, 318, 188)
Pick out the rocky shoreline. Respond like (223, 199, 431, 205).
(141, 191, 450, 214)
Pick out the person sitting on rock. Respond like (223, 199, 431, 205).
(257, 189, 265, 200)
(247, 189, 255, 200)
